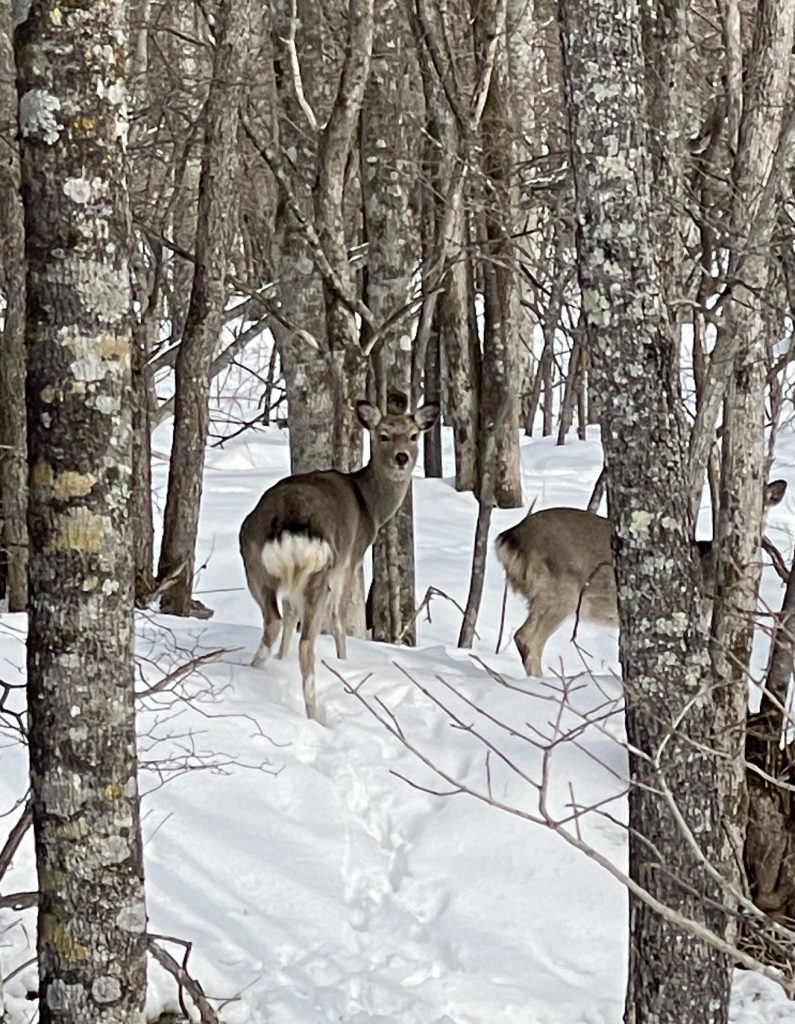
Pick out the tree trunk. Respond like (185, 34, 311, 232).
(0, 0, 27, 611)
(558, 2, 732, 1022)
(14, 0, 148, 1018)
(131, 314, 156, 603)
(688, 0, 795, 501)
(313, 0, 374, 470)
(473, 0, 522, 508)
(363, 0, 421, 644)
(269, 0, 337, 473)
(157, 0, 257, 615)
(415, 9, 479, 491)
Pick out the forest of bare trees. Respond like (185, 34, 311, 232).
(1, 0, 795, 1021)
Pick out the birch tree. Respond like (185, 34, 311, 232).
(14, 0, 147, 1019)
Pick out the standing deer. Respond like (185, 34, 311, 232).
(240, 400, 439, 719)
(496, 480, 787, 677)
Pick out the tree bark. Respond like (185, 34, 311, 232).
(558, 2, 732, 1022)
(157, 0, 258, 615)
(14, 0, 147, 1018)
(0, 0, 27, 611)
(269, 0, 338, 473)
(363, 0, 422, 644)
(414, 3, 480, 491)
(472, 0, 522, 508)
(688, 0, 795, 502)
(314, 0, 374, 469)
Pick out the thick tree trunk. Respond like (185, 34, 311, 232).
(558, 2, 732, 1022)
(158, 0, 256, 615)
(14, 0, 147, 1019)
(0, 2, 27, 611)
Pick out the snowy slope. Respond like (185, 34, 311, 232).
(2, 417, 795, 1023)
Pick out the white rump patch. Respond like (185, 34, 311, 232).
(261, 534, 333, 608)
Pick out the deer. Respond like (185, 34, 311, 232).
(495, 480, 788, 677)
(239, 399, 440, 720)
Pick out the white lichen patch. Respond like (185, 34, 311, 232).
(64, 331, 130, 382)
(19, 88, 62, 144)
(91, 975, 121, 1004)
(63, 177, 93, 205)
(40, 770, 87, 817)
(47, 979, 88, 1013)
(116, 900, 147, 933)
(628, 510, 653, 539)
(97, 79, 127, 108)
(100, 835, 131, 865)
(91, 394, 120, 415)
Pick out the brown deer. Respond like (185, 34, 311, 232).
(495, 480, 787, 677)
(239, 400, 439, 719)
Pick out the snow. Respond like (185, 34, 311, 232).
(2, 400, 795, 1022)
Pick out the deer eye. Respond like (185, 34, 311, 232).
(410, 433, 418, 442)
(379, 434, 390, 442)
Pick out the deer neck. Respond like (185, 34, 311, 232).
(352, 463, 411, 531)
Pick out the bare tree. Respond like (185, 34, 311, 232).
(363, 0, 423, 642)
(558, 1, 734, 1021)
(157, 0, 261, 616)
(14, 0, 148, 1020)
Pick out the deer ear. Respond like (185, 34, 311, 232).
(356, 401, 382, 430)
(414, 403, 440, 431)
(766, 479, 787, 506)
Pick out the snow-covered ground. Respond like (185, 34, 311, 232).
(2, 402, 795, 1023)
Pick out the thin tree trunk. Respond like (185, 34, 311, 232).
(423, 323, 443, 478)
(473, 0, 522, 508)
(363, 0, 421, 644)
(15, 0, 147, 1018)
(158, 0, 257, 615)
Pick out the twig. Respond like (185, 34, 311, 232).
(148, 934, 220, 1024)
(0, 798, 32, 882)
(136, 648, 229, 699)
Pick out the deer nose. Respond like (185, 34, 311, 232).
(395, 452, 409, 468)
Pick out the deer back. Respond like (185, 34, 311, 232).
(497, 507, 618, 624)
(240, 469, 372, 575)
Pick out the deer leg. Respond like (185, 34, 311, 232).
(277, 598, 299, 659)
(329, 569, 348, 660)
(252, 587, 282, 668)
(298, 576, 329, 720)
(514, 597, 570, 678)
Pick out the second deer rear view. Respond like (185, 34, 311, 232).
(240, 400, 439, 720)
(496, 480, 787, 677)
